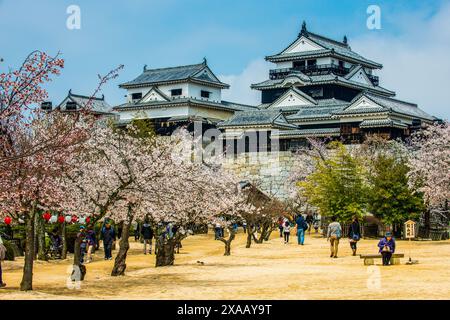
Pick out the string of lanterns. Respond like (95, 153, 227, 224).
(3, 213, 91, 225)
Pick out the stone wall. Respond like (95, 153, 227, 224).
(222, 151, 299, 200)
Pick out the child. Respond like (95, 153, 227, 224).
(283, 221, 291, 244)
(85, 225, 97, 263)
(378, 232, 396, 266)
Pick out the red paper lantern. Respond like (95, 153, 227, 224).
(86, 217, 91, 224)
(71, 215, 78, 223)
(58, 215, 65, 224)
(4, 216, 12, 225)
(42, 212, 51, 221)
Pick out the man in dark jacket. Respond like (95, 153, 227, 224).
(378, 232, 396, 266)
(101, 222, 116, 260)
(141, 221, 154, 254)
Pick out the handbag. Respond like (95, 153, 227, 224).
(350, 224, 360, 241)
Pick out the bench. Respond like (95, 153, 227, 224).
(360, 253, 404, 265)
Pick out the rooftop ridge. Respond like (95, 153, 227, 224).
(68, 91, 105, 101)
(142, 62, 204, 73)
(307, 31, 350, 49)
(364, 92, 418, 107)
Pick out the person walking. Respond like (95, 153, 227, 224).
(348, 216, 361, 256)
(283, 220, 291, 244)
(134, 222, 141, 241)
(242, 220, 247, 234)
(378, 232, 396, 266)
(85, 225, 97, 263)
(327, 216, 342, 258)
(214, 221, 222, 240)
(278, 216, 284, 238)
(141, 221, 154, 254)
(313, 213, 320, 234)
(295, 214, 307, 245)
(78, 226, 88, 264)
(305, 214, 314, 234)
(101, 221, 116, 260)
(0, 234, 6, 288)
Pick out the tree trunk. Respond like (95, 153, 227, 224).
(155, 235, 176, 267)
(111, 220, 131, 276)
(61, 222, 68, 259)
(245, 231, 252, 248)
(71, 235, 86, 281)
(20, 212, 35, 291)
(219, 228, 236, 256)
(36, 214, 47, 261)
(424, 208, 431, 237)
(224, 241, 231, 255)
(262, 223, 274, 242)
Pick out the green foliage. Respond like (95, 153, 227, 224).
(129, 119, 156, 139)
(366, 154, 424, 225)
(3, 240, 16, 261)
(299, 141, 367, 222)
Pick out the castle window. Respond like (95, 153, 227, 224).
(131, 92, 142, 100)
(293, 60, 306, 69)
(66, 101, 77, 110)
(201, 90, 210, 98)
(309, 88, 323, 98)
(307, 59, 317, 66)
(171, 89, 182, 96)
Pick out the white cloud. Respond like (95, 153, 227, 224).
(219, 59, 271, 105)
(351, 2, 450, 120)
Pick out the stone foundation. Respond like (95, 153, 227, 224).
(222, 151, 299, 200)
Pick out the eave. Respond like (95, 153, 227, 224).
(113, 99, 238, 113)
(266, 50, 383, 69)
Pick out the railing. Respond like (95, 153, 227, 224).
(269, 64, 380, 86)
(269, 64, 350, 79)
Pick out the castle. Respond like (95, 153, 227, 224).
(48, 22, 437, 198)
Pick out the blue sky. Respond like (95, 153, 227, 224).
(0, 0, 449, 119)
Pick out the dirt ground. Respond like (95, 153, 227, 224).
(1, 230, 449, 300)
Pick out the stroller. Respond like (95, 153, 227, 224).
(48, 232, 63, 259)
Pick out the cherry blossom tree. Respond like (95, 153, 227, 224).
(0, 117, 84, 290)
(408, 123, 450, 230)
(146, 141, 251, 263)
(0, 51, 122, 290)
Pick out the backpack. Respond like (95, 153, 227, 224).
(302, 221, 309, 231)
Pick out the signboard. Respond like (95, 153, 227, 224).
(404, 220, 416, 239)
